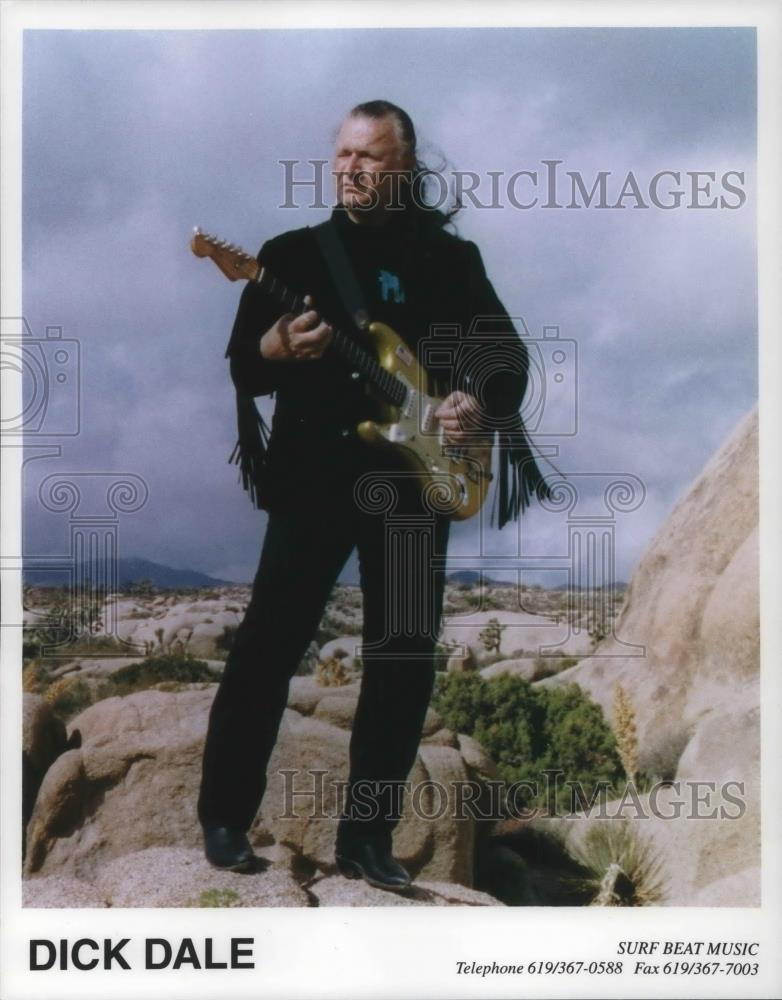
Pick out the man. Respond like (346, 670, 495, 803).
(197, 100, 546, 891)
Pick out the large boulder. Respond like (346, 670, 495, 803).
(106, 598, 243, 659)
(24, 682, 497, 891)
(319, 635, 363, 671)
(533, 409, 760, 905)
(541, 408, 758, 770)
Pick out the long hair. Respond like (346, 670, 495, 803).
(347, 100, 461, 231)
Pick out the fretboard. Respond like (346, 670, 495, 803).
(256, 267, 407, 408)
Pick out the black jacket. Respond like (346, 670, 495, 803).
(226, 207, 548, 524)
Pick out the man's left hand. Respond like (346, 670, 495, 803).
(435, 391, 487, 445)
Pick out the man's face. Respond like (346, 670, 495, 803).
(333, 114, 413, 222)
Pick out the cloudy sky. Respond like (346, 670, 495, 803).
(20, 26, 756, 585)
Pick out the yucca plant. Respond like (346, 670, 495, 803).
(613, 682, 639, 782)
(567, 821, 668, 906)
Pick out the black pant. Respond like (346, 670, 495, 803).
(198, 439, 451, 843)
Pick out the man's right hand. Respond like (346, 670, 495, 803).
(260, 294, 333, 362)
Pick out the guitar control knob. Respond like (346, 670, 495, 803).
(351, 372, 360, 380)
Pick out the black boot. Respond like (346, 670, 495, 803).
(335, 828, 411, 892)
(202, 826, 255, 872)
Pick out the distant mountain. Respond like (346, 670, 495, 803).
(447, 570, 500, 585)
(24, 556, 232, 589)
(446, 571, 627, 590)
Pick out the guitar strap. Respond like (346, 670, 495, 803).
(312, 220, 370, 332)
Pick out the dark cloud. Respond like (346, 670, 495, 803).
(21, 27, 756, 583)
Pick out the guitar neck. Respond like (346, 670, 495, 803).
(255, 267, 406, 408)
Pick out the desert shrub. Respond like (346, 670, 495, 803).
(432, 672, 623, 811)
(22, 660, 47, 693)
(478, 617, 504, 653)
(44, 676, 94, 722)
(613, 682, 639, 781)
(567, 821, 667, 906)
(193, 888, 241, 907)
(315, 655, 354, 687)
(530, 654, 579, 680)
(95, 654, 215, 699)
(49, 635, 125, 659)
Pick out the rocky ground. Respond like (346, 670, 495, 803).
(21, 408, 760, 908)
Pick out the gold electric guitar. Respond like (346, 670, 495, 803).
(191, 228, 493, 520)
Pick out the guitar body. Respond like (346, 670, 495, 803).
(356, 322, 493, 520)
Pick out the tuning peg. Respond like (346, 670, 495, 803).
(192, 225, 201, 235)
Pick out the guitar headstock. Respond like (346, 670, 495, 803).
(190, 227, 260, 282)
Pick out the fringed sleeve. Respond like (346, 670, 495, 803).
(229, 389, 272, 510)
(496, 415, 552, 529)
(459, 240, 552, 527)
(224, 242, 287, 509)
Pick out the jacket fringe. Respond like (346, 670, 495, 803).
(230, 391, 550, 525)
(495, 416, 552, 529)
(229, 392, 272, 510)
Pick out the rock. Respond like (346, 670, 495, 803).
(188, 621, 232, 659)
(287, 675, 330, 715)
(23, 874, 107, 908)
(421, 707, 445, 737)
(530, 410, 760, 906)
(49, 662, 82, 680)
(97, 847, 310, 907)
(424, 728, 458, 748)
(480, 657, 557, 682)
(696, 525, 759, 687)
(446, 648, 477, 673)
(313, 693, 359, 729)
(540, 409, 759, 771)
(320, 635, 363, 671)
(26, 686, 496, 889)
(67, 657, 148, 680)
(22, 854, 503, 908)
(23, 695, 68, 838)
(690, 868, 761, 907)
(25, 690, 214, 878)
(404, 743, 474, 886)
(440, 610, 592, 667)
(23, 694, 68, 777)
(116, 604, 241, 659)
(310, 875, 501, 906)
(669, 699, 760, 902)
